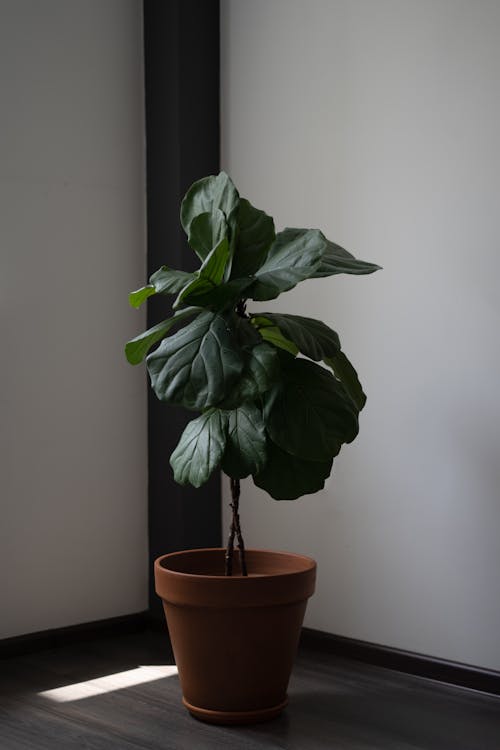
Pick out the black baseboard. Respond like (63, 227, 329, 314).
(300, 628, 500, 697)
(3, 615, 499, 697)
(0, 612, 152, 660)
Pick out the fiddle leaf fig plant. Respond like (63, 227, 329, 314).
(126, 171, 380, 575)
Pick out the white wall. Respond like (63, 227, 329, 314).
(221, 0, 500, 670)
(0, 0, 148, 638)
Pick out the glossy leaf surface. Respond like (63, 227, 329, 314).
(125, 307, 199, 365)
(254, 313, 340, 361)
(325, 350, 367, 411)
(187, 209, 227, 261)
(146, 311, 243, 410)
(264, 357, 359, 461)
(170, 409, 228, 487)
(253, 440, 333, 500)
(222, 403, 267, 478)
(180, 171, 239, 236)
(230, 198, 275, 278)
(249, 228, 326, 300)
(313, 236, 382, 277)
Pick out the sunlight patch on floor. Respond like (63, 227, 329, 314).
(38, 665, 178, 702)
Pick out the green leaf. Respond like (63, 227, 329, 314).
(325, 351, 367, 411)
(218, 317, 278, 407)
(188, 209, 227, 261)
(313, 236, 382, 277)
(146, 310, 244, 410)
(264, 357, 359, 461)
(254, 313, 340, 361)
(252, 317, 299, 356)
(129, 285, 156, 308)
(150, 266, 196, 294)
(185, 277, 254, 310)
(219, 341, 280, 409)
(170, 409, 228, 488)
(125, 307, 200, 365)
(253, 440, 333, 500)
(230, 198, 275, 278)
(174, 237, 230, 308)
(249, 228, 326, 301)
(222, 403, 267, 478)
(180, 171, 239, 236)
(129, 267, 196, 308)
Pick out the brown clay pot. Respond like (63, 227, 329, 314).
(154, 547, 316, 725)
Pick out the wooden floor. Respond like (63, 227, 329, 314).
(1, 631, 499, 749)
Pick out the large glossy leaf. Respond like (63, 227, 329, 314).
(170, 409, 228, 487)
(264, 357, 359, 461)
(219, 341, 280, 408)
(249, 228, 326, 301)
(253, 439, 333, 500)
(129, 267, 195, 308)
(125, 307, 199, 365)
(254, 313, 340, 361)
(180, 171, 239, 236)
(222, 403, 267, 478)
(325, 350, 366, 411)
(230, 198, 275, 278)
(313, 235, 381, 276)
(146, 310, 244, 410)
(218, 317, 279, 407)
(187, 209, 227, 261)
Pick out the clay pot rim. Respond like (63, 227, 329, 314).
(155, 547, 316, 582)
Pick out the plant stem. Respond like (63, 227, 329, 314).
(224, 477, 248, 576)
(224, 298, 249, 577)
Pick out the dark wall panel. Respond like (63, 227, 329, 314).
(143, 0, 221, 618)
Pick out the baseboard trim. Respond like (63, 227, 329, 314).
(300, 628, 500, 696)
(3, 615, 499, 697)
(0, 612, 151, 659)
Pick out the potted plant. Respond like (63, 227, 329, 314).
(126, 171, 380, 725)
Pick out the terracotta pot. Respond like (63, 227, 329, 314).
(154, 547, 316, 725)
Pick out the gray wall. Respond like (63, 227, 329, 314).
(221, 0, 500, 670)
(0, 0, 148, 638)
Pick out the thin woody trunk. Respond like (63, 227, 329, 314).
(224, 299, 250, 577)
(224, 477, 248, 576)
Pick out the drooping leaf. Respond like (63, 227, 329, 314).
(129, 267, 196, 308)
(249, 228, 326, 301)
(188, 209, 227, 261)
(325, 350, 367, 411)
(170, 409, 228, 488)
(125, 307, 200, 365)
(222, 403, 267, 478)
(146, 310, 243, 410)
(253, 439, 333, 500)
(180, 171, 239, 236)
(313, 235, 382, 277)
(254, 313, 340, 361)
(264, 357, 359, 461)
(230, 198, 275, 278)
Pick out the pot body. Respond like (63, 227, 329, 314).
(154, 548, 316, 725)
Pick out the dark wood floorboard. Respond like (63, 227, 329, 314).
(0, 631, 499, 749)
